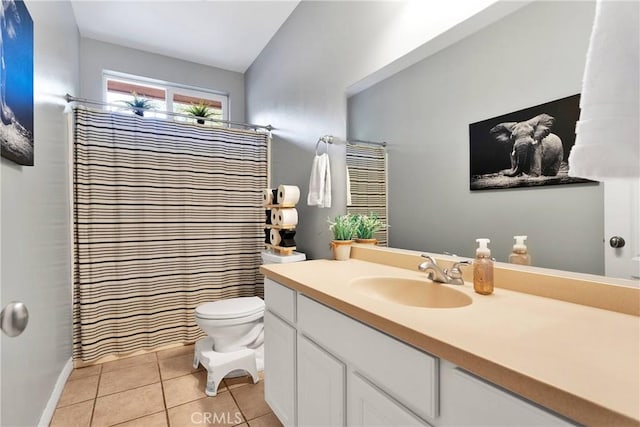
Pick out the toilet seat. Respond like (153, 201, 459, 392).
(195, 297, 264, 320)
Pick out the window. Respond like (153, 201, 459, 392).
(104, 72, 229, 126)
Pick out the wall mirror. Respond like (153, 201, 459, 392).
(346, 0, 639, 280)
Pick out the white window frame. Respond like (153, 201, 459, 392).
(102, 70, 229, 122)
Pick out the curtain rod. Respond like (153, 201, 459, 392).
(64, 94, 274, 131)
(320, 135, 387, 148)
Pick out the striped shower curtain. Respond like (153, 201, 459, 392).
(346, 144, 388, 246)
(72, 106, 268, 362)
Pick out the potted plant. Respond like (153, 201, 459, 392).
(354, 213, 385, 245)
(184, 101, 215, 124)
(328, 214, 356, 261)
(121, 92, 155, 116)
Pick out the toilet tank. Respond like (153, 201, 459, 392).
(261, 250, 306, 264)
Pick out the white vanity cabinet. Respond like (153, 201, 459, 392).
(263, 278, 575, 427)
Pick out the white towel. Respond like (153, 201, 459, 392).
(569, 0, 640, 179)
(346, 165, 352, 206)
(307, 153, 332, 208)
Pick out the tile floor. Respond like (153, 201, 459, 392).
(50, 345, 282, 427)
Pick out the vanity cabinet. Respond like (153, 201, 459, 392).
(263, 278, 574, 427)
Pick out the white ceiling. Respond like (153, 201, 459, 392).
(70, 1, 300, 73)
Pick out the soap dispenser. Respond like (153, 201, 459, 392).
(473, 238, 494, 295)
(509, 235, 531, 266)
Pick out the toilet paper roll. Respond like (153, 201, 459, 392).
(278, 208, 298, 227)
(271, 208, 280, 226)
(262, 189, 273, 206)
(277, 185, 300, 206)
(265, 209, 272, 225)
(270, 229, 282, 246)
(264, 229, 271, 244)
(279, 229, 297, 247)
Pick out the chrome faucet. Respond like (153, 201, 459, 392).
(418, 255, 471, 286)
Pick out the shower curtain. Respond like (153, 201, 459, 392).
(346, 144, 388, 246)
(72, 106, 268, 362)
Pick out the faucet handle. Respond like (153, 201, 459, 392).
(420, 254, 437, 263)
(447, 260, 471, 279)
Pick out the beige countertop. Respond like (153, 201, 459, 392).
(260, 255, 640, 426)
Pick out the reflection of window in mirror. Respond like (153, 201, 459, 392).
(346, 143, 388, 246)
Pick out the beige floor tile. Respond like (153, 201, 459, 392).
(167, 394, 244, 427)
(68, 365, 102, 381)
(230, 382, 270, 421)
(49, 400, 94, 427)
(92, 383, 165, 427)
(57, 375, 99, 407)
(101, 353, 158, 373)
(156, 344, 195, 360)
(113, 411, 168, 427)
(98, 361, 160, 396)
(163, 371, 228, 408)
(247, 413, 282, 427)
(159, 354, 202, 380)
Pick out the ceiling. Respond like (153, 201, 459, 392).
(70, 1, 300, 73)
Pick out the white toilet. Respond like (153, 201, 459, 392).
(193, 250, 305, 396)
(194, 296, 265, 361)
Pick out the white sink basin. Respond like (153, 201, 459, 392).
(349, 277, 472, 308)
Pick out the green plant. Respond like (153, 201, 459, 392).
(121, 92, 155, 116)
(328, 214, 356, 241)
(183, 101, 215, 124)
(354, 213, 385, 239)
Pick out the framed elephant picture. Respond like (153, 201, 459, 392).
(469, 94, 596, 191)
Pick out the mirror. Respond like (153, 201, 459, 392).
(347, 1, 636, 279)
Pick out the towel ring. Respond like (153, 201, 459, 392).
(315, 137, 330, 155)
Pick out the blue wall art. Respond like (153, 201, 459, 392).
(1, 0, 34, 166)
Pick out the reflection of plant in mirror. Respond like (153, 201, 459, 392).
(121, 92, 155, 116)
(354, 213, 386, 239)
(183, 101, 215, 124)
(328, 214, 356, 241)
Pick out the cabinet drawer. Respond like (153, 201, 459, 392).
(298, 294, 438, 421)
(264, 278, 296, 324)
(440, 364, 574, 426)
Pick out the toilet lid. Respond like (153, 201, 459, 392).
(195, 297, 265, 320)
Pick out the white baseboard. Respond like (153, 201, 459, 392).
(38, 357, 73, 427)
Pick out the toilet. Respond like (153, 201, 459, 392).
(193, 250, 306, 396)
(194, 296, 266, 365)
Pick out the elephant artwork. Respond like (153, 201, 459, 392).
(490, 114, 563, 177)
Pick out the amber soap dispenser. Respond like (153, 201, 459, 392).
(473, 238, 494, 295)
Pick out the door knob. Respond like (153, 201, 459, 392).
(609, 236, 626, 248)
(1, 301, 29, 337)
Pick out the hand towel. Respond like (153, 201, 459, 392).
(307, 152, 332, 208)
(569, 0, 639, 179)
(346, 165, 352, 206)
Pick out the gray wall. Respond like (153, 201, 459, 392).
(80, 38, 245, 123)
(1, 1, 79, 425)
(348, 1, 604, 275)
(246, 1, 410, 259)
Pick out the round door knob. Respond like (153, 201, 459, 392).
(1, 301, 29, 337)
(609, 236, 626, 248)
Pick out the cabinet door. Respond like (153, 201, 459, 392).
(264, 310, 296, 427)
(348, 372, 429, 427)
(298, 335, 346, 426)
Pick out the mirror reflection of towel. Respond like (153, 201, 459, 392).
(307, 153, 332, 208)
(569, 0, 639, 179)
(346, 166, 352, 206)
